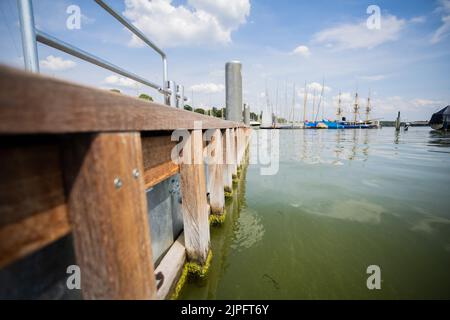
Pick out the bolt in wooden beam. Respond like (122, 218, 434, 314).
(62, 132, 157, 300)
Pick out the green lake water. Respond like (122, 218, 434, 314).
(180, 127, 450, 299)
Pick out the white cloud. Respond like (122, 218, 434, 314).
(410, 98, 443, 107)
(291, 45, 311, 57)
(307, 82, 331, 93)
(437, 0, 450, 12)
(410, 16, 426, 24)
(190, 83, 225, 94)
(40, 55, 76, 71)
(431, 0, 450, 44)
(189, 0, 250, 28)
(313, 15, 405, 50)
(332, 92, 354, 106)
(103, 75, 140, 88)
(123, 0, 250, 47)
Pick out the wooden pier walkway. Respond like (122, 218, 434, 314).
(0, 66, 251, 299)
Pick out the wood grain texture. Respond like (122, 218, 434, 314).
(0, 66, 246, 134)
(206, 129, 225, 214)
(237, 128, 244, 165)
(141, 134, 179, 188)
(222, 129, 233, 189)
(179, 130, 210, 264)
(62, 132, 157, 300)
(144, 162, 179, 189)
(154, 233, 186, 300)
(0, 137, 70, 267)
(231, 129, 238, 175)
(0, 137, 66, 226)
(0, 205, 69, 268)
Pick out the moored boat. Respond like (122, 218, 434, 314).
(429, 106, 450, 131)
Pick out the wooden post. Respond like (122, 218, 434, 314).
(206, 129, 225, 215)
(223, 129, 233, 189)
(231, 128, 238, 175)
(237, 128, 243, 166)
(179, 129, 210, 264)
(62, 132, 157, 300)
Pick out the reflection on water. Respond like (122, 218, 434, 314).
(231, 208, 265, 251)
(181, 127, 450, 300)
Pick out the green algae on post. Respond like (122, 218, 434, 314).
(170, 262, 189, 300)
(186, 250, 213, 279)
(224, 186, 233, 200)
(170, 250, 213, 299)
(209, 210, 226, 226)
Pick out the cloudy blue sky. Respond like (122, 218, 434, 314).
(1, 0, 449, 121)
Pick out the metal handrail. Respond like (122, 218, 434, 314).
(36, 30, 168, 95)
(17, 0, 184, 107)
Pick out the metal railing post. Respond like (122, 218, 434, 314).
(17, 0, 39, 72)
(163, 58, 170, 106)
(167, 81, 177, 107)
(176, 85, 185, 109)
(16, 0, 187, 104)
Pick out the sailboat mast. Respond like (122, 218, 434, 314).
(315, 80, 325, 122)
(303, 81, 308, 122)
(275, 84, 279, 124)
(336, 92, 342, 120)
(284, 80, 288, 122)
(291, 83, 296, 124)
(365, 91, 371, 122)
(353, 92, 359, 123)
(311, 89, 316, 121)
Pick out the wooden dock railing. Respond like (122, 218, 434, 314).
(0, 66, 251, 299)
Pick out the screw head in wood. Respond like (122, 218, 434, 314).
(132, 169, 140, 179)
(114, 177, 123, 189)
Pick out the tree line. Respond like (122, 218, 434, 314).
(110, 89, 259, 120)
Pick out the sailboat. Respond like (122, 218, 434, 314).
(261, 86, 274, 129)
(305, 80, 328, 128)
(321, 91, 379, 129)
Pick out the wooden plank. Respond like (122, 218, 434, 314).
(231, 129, 238, 175)
(179, 130, 210, 264)
(223, 129, 233, 189)
(236, 128, 241, 166)
(0, 66, 246, 134)
(0, 138, 66, 226)
(155, 233, 186, 300)
(141, 134, 179, 188)
(144, 161, 179, 189)
(62, 132, 157, 299)
(0, 137, 70, 268)
(0, 205, 69, 268)
(206, 129, 225, 214)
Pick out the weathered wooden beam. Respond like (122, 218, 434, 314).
(154, 233, 186, 300)
(0, 137, 70, 268)
(231, 129, 238, 175)
(237, 128, 243, 166)
(179, 130, 210, 264)
(62, 132, 157, 300)
(223, 129, 233, 189)
(0, 205, 69, 269)
(0, 66, 246, 134)
(141, 134, 179, 188)
(206, 129, 225, 214)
